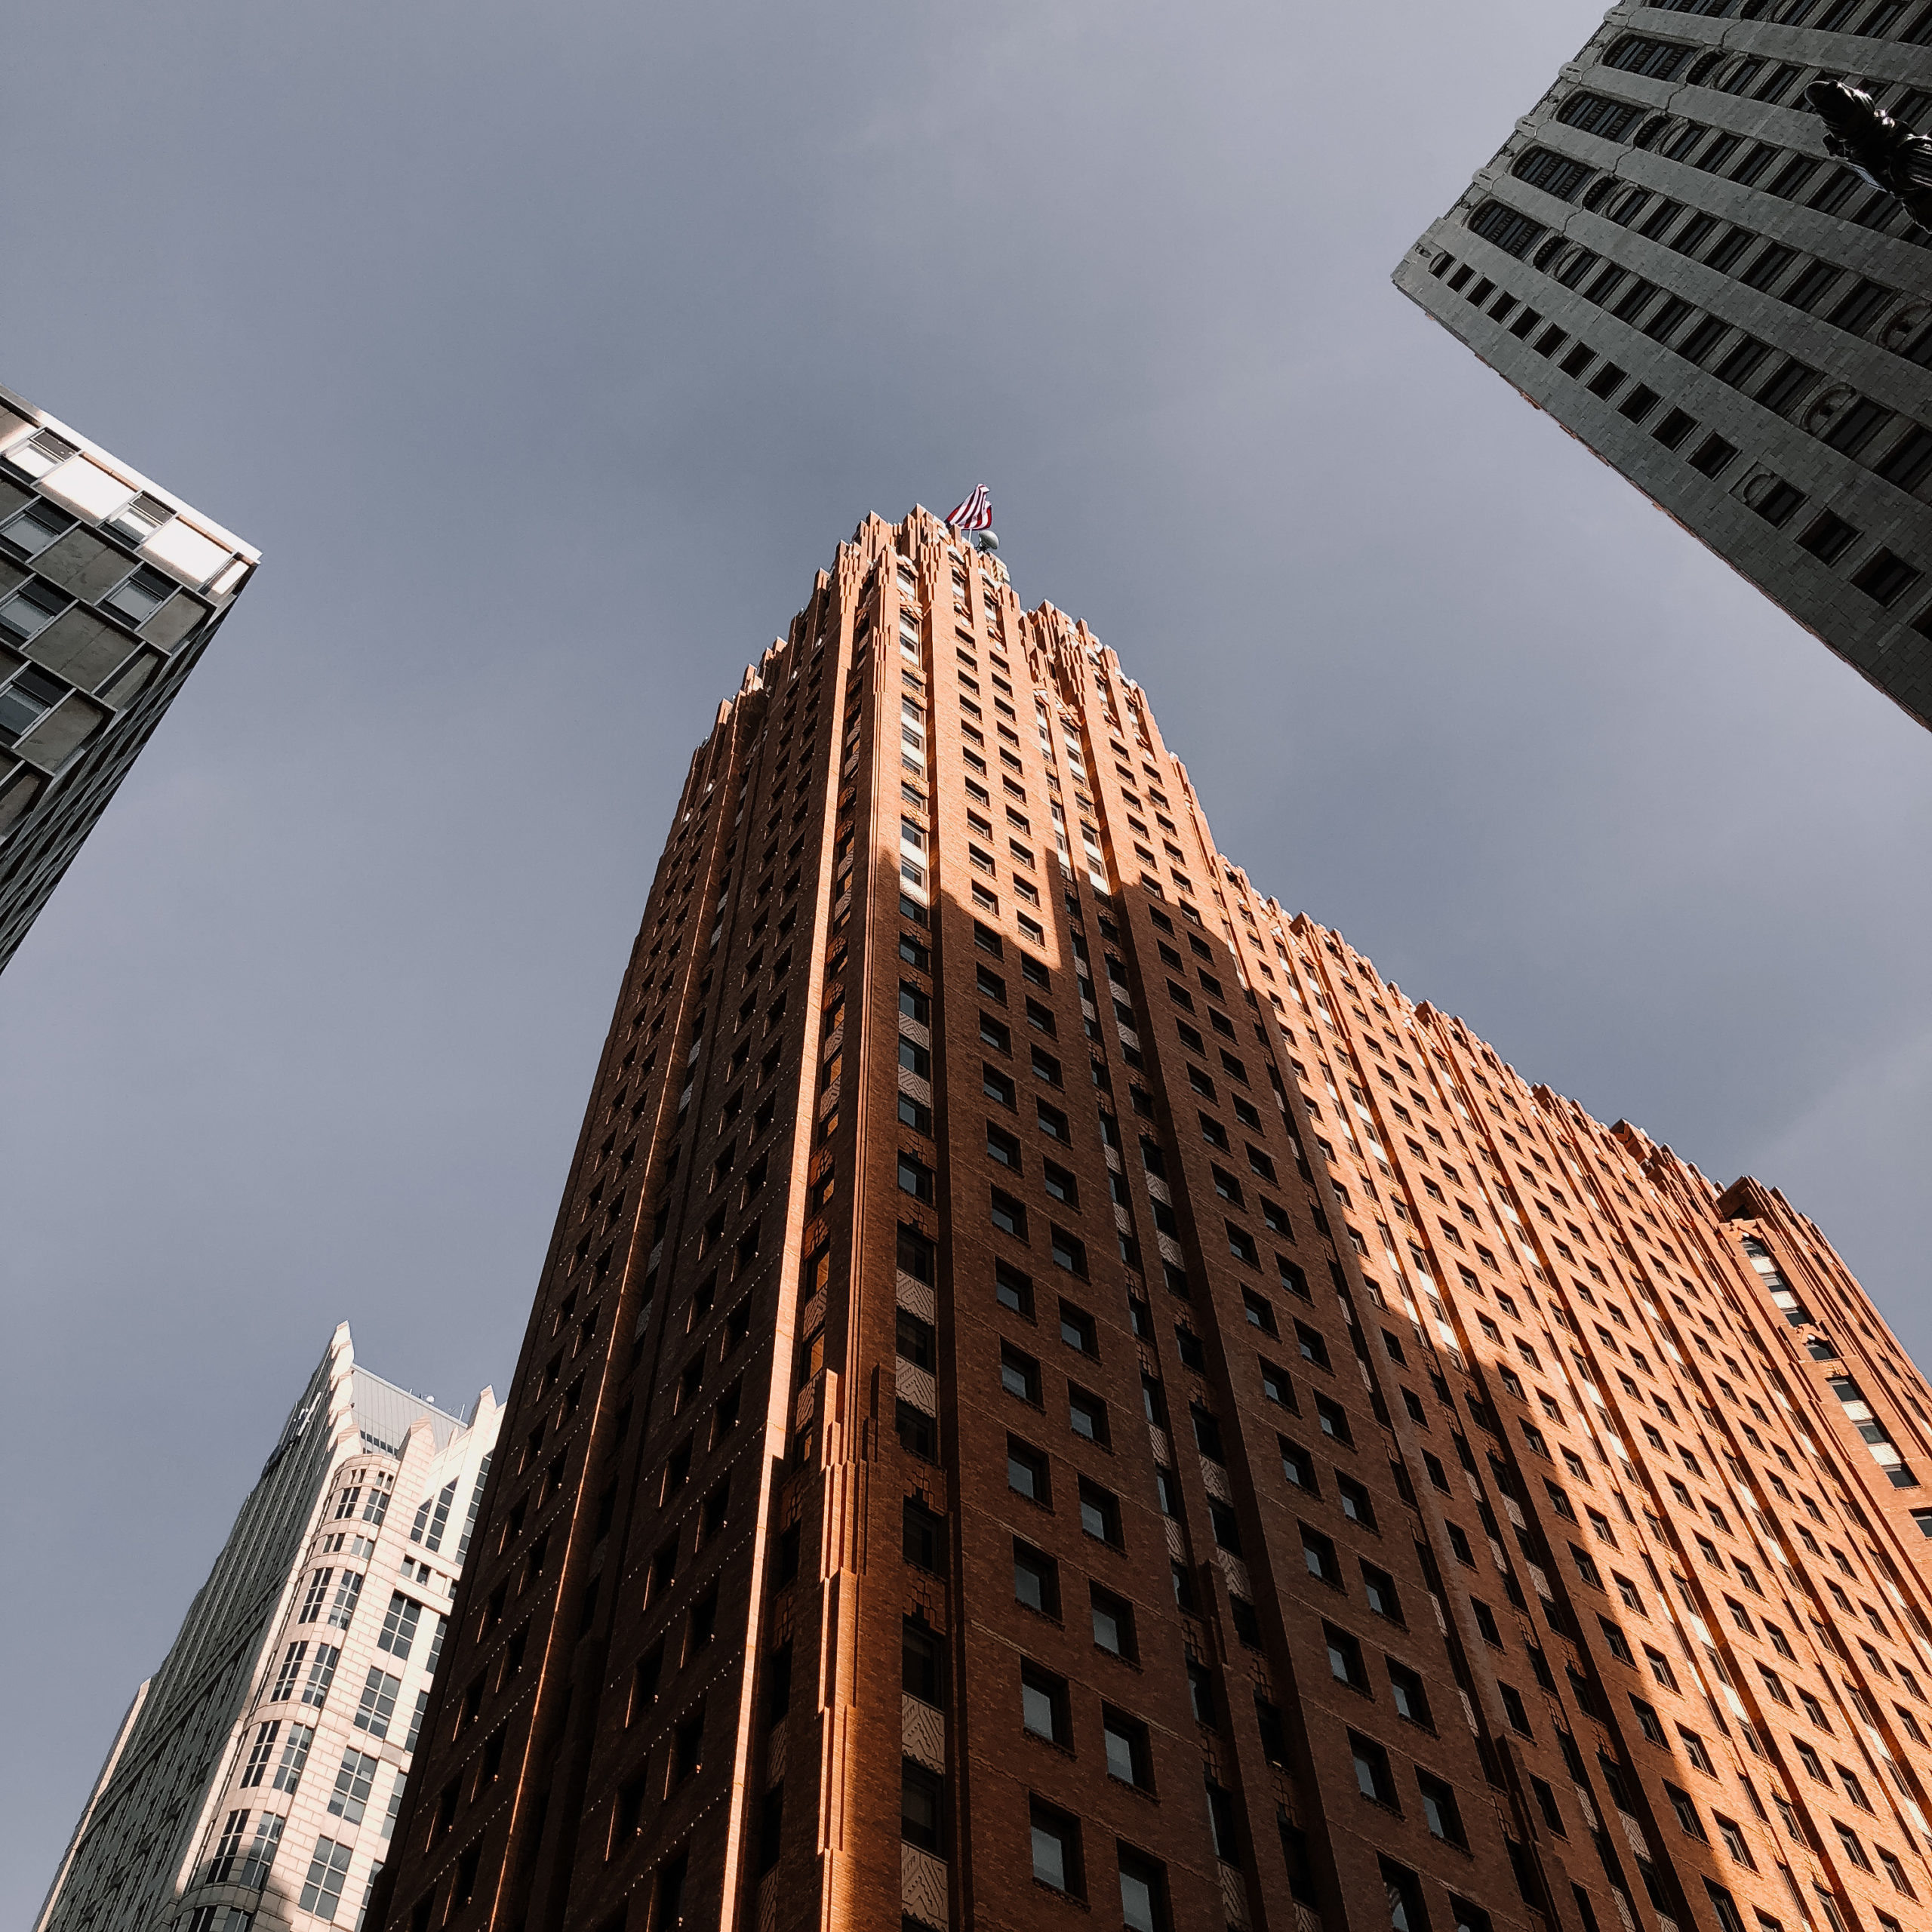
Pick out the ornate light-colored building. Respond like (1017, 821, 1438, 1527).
(0, 383, 258, 970)
(1395, 2, 1932, 729)
(37, 1326, 500, 1932)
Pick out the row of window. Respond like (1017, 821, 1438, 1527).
(196, 1807, 379, 1924)
(1431, 245, 1932, 620)
(1528, 97, 1932, 365)
(1266, 949, 1928, 1900)
(1647, 0, 1932, 41)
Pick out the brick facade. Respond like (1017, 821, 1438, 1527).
(371, 508, 1932, 1932)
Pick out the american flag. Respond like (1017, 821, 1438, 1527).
(944, 485, 992, 531)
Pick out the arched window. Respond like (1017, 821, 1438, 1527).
(1466, 201, 1547, 259)
(1552, 246, 1604, 289)
(1603, 35, 1694, 80)
(1512, 148, 1596, 201)
(1557, 92, 1642, 140)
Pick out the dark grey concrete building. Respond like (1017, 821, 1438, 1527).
(1394, 2, 1932, 730)
(0, 383, 257, 971)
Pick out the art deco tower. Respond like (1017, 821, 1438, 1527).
(374, 508, 1932, 1932)
(1394, 1, 1932, 729)
(0, 383, 257, 970)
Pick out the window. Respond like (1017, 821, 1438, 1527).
(1798, 511, 1860, 565)
(1001, 1346, 1041, 1404)
(1091, 1583, 1138, 1659)
(1315, 1394, 1352, 1444)
(1079, 1479, 1123, 1546)
(377, 1599, 423, 1661)
(353, 1667, 401, 1740)
(903, 1497, 946, 1574)
(1296, 1322, 1331, 1370)
(240, 1721, 282, 1789)
(1834, 1822, 1872, 1872)
(1060, 1303, 1097, 1355)
(1350, 1730, 1398, 1806)
(901, 1760, 945, 1854)
(1069, 1387, 1110, 1447)
(669, 1703, 706, 1786)
(300, 1645, 340, 1709)
(1500, 1684, 1534, 1735)
(1021, 1660, 1072, 1744)
(1302, 1525, 1342, 1585)
(1337, 1476, 1377, 1530)
(1103, 1707, 1155, 1789)
(1014, 1539, 1060, 1616)
(1419, 1772, 1466, 1844)
(0, 583, 69, 649)
(328, 1747, 380, 1825)
(1280, 1438, 1317, 1491)
(1389, 1661, 1431, 1727)
(1666, 1783, 1706, 1839)
(996, 1261, 1033, 1316)
(1050, 1227, 1087, 1275)
(1031, 1798, 1084, 1896)
(1327, 1623, 1370, 1689)
(1361, 1563, 1401, 1621)
(1876, 1846, 1915, 1897)
(902, 1620, 943, 1708)
(1381, 1860, 1429, 1932)
(898, 1225, 936, 1285)
(1118, 1846, 1169, 1932)
(1007, 1438, 1050, 1503)
(298, 1836, 355, 1920)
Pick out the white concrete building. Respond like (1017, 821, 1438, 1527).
(36, 1325, 500, 1932)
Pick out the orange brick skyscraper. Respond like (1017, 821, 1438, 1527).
(372, 509, 1932, 1932)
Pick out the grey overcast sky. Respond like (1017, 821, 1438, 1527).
(5, 0, 1928, 1912)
